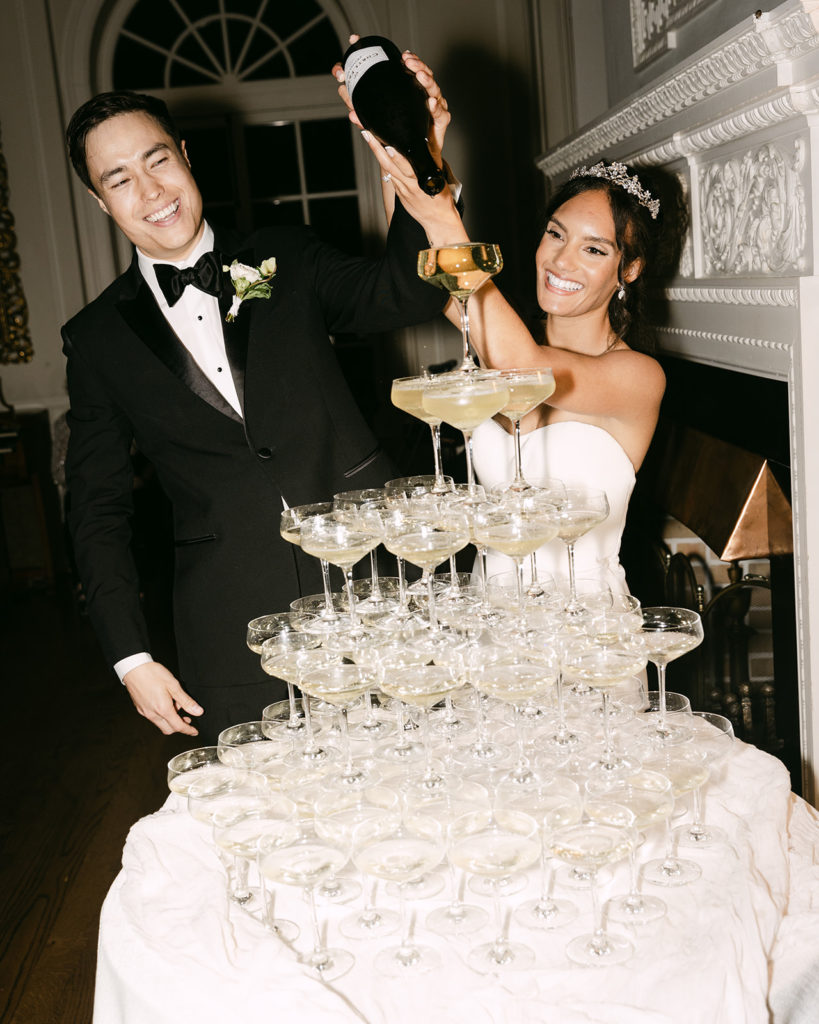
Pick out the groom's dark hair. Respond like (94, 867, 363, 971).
(66, 91, 184, 194)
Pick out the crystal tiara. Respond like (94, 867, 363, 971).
(569, 161, 660, 219)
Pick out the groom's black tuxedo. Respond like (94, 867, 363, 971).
(62, 201, 444, 730)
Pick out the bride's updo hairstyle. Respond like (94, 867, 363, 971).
(540, 163, 664, 354)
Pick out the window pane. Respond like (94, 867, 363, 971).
(308, 197, 362, 254)
(289, 20, 340, 76)
(245, 124, 300, 198)
(262, 0, 325, 39)
(113, 36, 166, 89)
(242, 50, 290, 82)
(122, 0, 187, 52)
(251, 200, 304, 229)
(302, 119, 355, 193)
(182, 125, 234, 205)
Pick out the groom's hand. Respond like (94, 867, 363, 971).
(123, 661, 203, 736)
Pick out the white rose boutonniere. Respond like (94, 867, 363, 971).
(223, 257, 277, 322)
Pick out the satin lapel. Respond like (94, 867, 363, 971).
(116, 263, 243, 425)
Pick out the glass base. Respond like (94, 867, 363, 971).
(649, 722, 693, 747)
(566, 931, 633, 967)
(467, 939, 535, 974)
(673, 823, 729, 849)
(642, 855, 701, 887)
(301, 946, 354, 981)
(265, 917, 300, 943)
(315, 875, 362, 905)
(555, 865, 612, 891)
(468, 873, 527, 898)
(375, 942, 441, 976)
(514, 896, 577, 930)
(386, 872, 444, 901)
(606, 892, 666, 925)
(339, 906, 400, 940)
(426, 902, 489, 936)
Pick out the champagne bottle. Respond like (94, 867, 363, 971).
(343, 35, 447, 197)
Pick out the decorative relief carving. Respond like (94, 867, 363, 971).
(665, 287, 797, 307)
(660, 326, 792, 352)
(538, 5, 819, 181)
(630, 0, 717, 69)
(0, 125, 32, 365)
(699, 141, 807, 276)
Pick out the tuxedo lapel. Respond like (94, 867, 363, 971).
(115, 259, 243, 425)
(217, 242, 254, 414)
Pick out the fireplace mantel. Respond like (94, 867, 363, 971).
(537, 0, 819, 802)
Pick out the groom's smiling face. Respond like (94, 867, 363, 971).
(85, 111, 205, 262)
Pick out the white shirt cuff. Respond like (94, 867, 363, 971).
(115, 652, 153, 684)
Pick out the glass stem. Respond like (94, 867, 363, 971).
(589, 872, 607, 954)
(566, 541, 578, 605)
(339, 706, 353, 776)
(320, 559, 338, 619)
(601, 691, 614, 760)
(302, 693, 319, 755)
(429, 421, 448, 491)
(397, 556, 409, 614)
(286, 680, 298, 724)
(656, 662, 668, 732)
(369, 550, 382, 599)
(231, 856, 250, 902)
(426, 569, 439, 630)
(514, 556, 526, 616)
(512, 417, 526, 488)
(490, 883, 509, 962)
(689, 785, 707, 840)
(462, 428, 477, 492)
(307, 886, 329, 968)
(457, 296, 472, 368)
(344, 566, 360, 632)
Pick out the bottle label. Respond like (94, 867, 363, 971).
(344, 45, 389, 102)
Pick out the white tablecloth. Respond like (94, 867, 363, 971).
(94, 740, 819, 1024)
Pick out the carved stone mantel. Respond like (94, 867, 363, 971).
(538, 0, 819, 802)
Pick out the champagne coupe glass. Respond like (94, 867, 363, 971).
(448, 807, 541, 972)
(333, 488, 396, 615)
(275, 648, 344, 769)
(381, 504, 470, 638)
(421, 372, 510, 493)
(259, 631, 321, 734)
(550, 820, 635, 966)
(299, 664, 379, 790)
(673, 711, 735, 849)
(641, 744, 710, 886)
(353, 813, 445, 975)
(472, 653, 559, 789)
(565, 640, 648, 781)
(217, 720, 290, 771)
(495, 368, 556, 493)
(374, 644, 429, 765)
(390, 375, 452, 494)
(550, 486, 610, 617)
(584, 769, 674, 925)
(212, 792, 296, 912)
(473, 499, 559, 619)
(299, 511, 381, 637)
(167, 746, 223, 795)
(639, 607, 704, 745)
(508, 776, 583, 931)
(417, 243, 503, 373)
(258, 817, 354, 981)
(379, 661, 463, 795)
(280, 502, 346, 635)
(246, 611, 304, 653)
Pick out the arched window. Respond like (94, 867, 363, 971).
(107, 0, 363, 250)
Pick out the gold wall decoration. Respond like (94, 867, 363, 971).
(0, 123, 33, 364)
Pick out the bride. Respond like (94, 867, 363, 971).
(337, 49, 667, 598)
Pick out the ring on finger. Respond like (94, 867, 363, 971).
(382, 173, 392, 182)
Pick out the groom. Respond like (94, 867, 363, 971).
(62, 90, 452, 742)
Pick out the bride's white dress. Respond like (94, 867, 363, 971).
(471, 418, 636, 595)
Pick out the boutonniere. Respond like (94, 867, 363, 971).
(223, 257, 277, 322)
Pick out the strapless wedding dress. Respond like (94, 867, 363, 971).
(471, 418, 636, 595)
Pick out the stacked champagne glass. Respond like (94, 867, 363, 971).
(168, 261, 734, 977)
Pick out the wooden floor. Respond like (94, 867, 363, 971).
(0, 579, 190, 1023)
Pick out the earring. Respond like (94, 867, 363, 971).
(617, 282, 626, 301)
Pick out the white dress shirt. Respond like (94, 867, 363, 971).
(117, 225, 241, 684)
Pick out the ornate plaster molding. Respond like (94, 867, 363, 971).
(538, 2, 819, 180)
(665, 287, 798, 306)
(659, 325, 793, 352)
(699, 141, 807, 276)
(630, 0, 717, 69)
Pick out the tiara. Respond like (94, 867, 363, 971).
(569, 161, 660, 219)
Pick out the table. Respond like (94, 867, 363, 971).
(94, 739, 819, 1024)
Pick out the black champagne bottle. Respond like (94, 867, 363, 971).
(343, 35, 447, 196)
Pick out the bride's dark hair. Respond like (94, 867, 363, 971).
(538, 165, 683, 354)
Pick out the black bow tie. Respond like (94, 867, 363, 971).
(154, 250, 225, 306)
